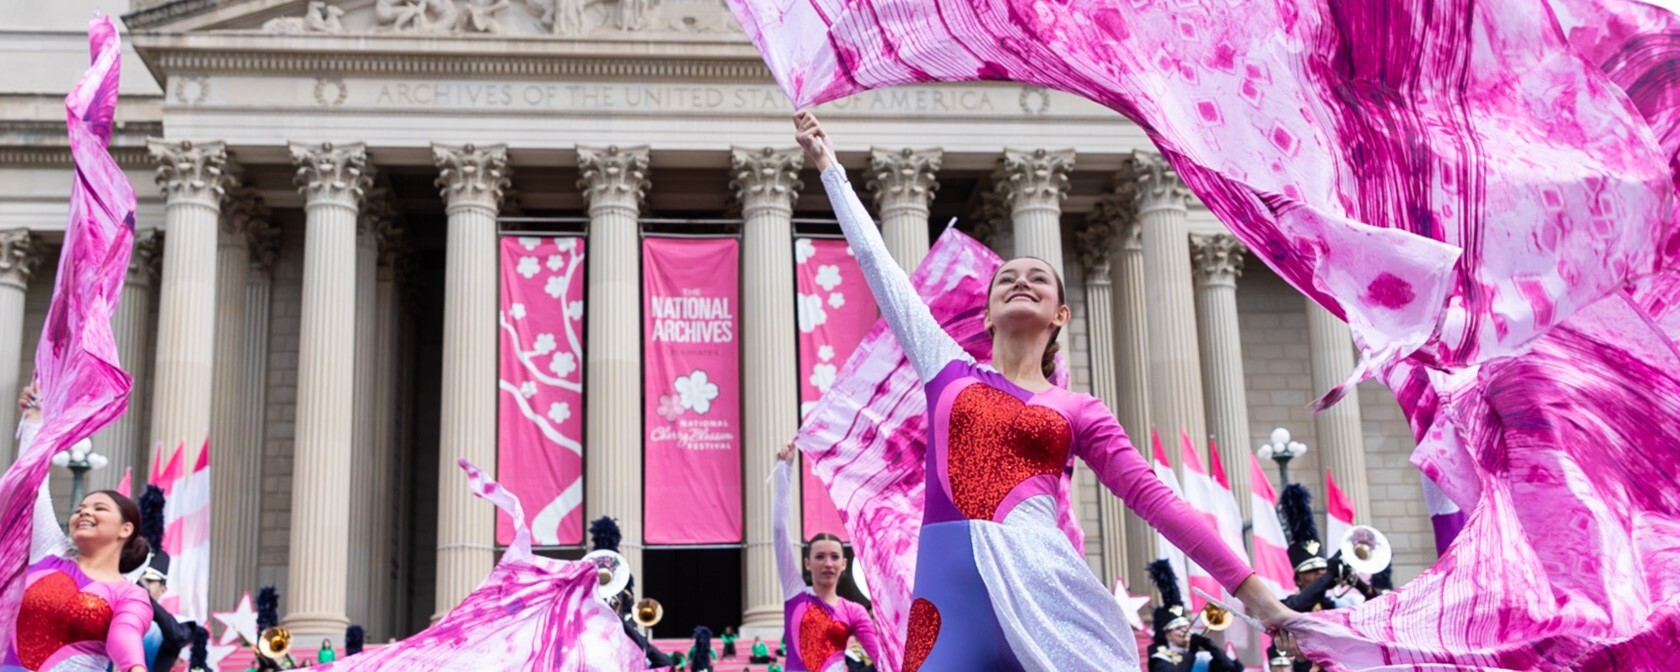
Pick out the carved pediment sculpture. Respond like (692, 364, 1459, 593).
(245, 0, 740, 37)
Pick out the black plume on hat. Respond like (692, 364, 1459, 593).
(691, 626, 714, 667)
(256, 586, 280, 632)
(1147, 559, 1183, 611)
(188, 621, 208, 670)
(589, 517, 622, 553)
(139, 484, 166, 550)
(345, 625, 365, 656)
(1277, 484, 1318, 547)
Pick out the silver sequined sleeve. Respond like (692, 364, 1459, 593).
(819, 166, 971, 382)
(772, 459, 806, 601)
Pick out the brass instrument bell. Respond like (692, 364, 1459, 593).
(633, 598, 664, 628)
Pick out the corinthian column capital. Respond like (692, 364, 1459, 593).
(148, 139, 235, 207)
(1077, 203, 1122, 280)
(0, 229, 41, 290)
(289, 141, 372, 208)
(996, 147, 1074, 210)
(1191, 233, 1247, 287)
(729, 146, 803, 213)
(577, 145, 650, 211)
(220, 191, 269, 246)
(867, 147, 941, 211)
(432, 143, 511, 211)
(128, 229, 163, 286)
(1117, 150, 1190, 213)
(359, 188, 399, 241)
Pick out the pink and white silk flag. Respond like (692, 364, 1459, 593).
(313, 460, 647, 672)
(0, 14, 136, 658)
(643, 237, 742, 545)
(793, 229, 1078, 672)
(795, 237, 876, 542)
(498, 236, 587, 546)
(1248, 455, 1293, 600)
(1206, 440, 1250, 653)
(1176, 431, 1220, 614)
(115, 467, 131, 498)
(1324, 470, 1356, 555)
(1149, 429, 1189, 605)
(163, 442, 211, 622)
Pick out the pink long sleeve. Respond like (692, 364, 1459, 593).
(846, 601, 883, 665)
(104, 582, 151, 672)
(1073, 397, 1254, 592)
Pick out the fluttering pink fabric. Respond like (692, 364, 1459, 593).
(792, 229, 1079, 672)
(0, 14, 136, 662)
(313, 460, 647, 671)
(731, 0, 1680, 669)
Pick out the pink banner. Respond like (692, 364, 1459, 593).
(497, 236, 586, 546)
(643, 238, 742, 545)
(794, 237, 875, 542)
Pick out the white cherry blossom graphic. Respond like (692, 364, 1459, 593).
(519, 381, 537, 398)
(548, 255, 565, 271)
(797, 293, 828, 333)
(532, 333, 556, 355)
(549, 351, 577, 377)
(546, 401, 572, 424)
(554, 238, 577, 252)
(675, 369, 720, 415)
(519, 237, 541, 250)
(818, 345, 835, 362)
(566, 300, 584, 320)
(517, 256, 540, 279)
(810, 363, 837, 392)
(815, 264, 843, 291)
(828, 292, 846, 309)
(510, 303, 527, 320)
(545, 275, 567, 298)
(796, 238, 816, 264)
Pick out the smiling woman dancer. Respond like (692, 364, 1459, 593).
(772, 442, 881, 672)
(8, 384, 150, 672)
(793, 111, 1301, 671)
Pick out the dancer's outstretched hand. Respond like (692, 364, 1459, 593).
(776, 440, 797, 464)
(793, 111, 835, 172)
(1234, 575, 1304, 658)
(16, 382, 40, 423)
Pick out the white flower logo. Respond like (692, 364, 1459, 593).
(532, 333, 556, 355)
(815, 265, 843, 291)
(818, 345, 835, 362)
(519, 381, 537, 398)
(797, 293, 828, 334)
(545, 275, 567, 298)
(566, 301, 584, 320)
(546, 402, 572, 424)
(795, 238, 816, 264)
(675, 369, 720, 415)
(810, 363, 837, 392)
(519, 237, 541, 250)
(828, 292, 846, 309)
(547, 255, 565, 271)
(555, 238, 577, 252)
(510, 303, 527, 320)
(549, 352, 577, 377)
(517, 256, 540, 279)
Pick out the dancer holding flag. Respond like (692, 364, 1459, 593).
(794, 110, 1299, 670)
(771, 442, 881, 672)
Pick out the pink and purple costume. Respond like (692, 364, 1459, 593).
(772, 461, 881, 672)
(819, 165, 1254, 671)
(4, 421, 150, 672)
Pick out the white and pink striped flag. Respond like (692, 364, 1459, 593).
(1176, 430, 1221, 613)
(1150, 428, 1190, 605)
(115, 466, 131, 498)
(162, 441, 210, 622)
(1247, 454, 1293, 599)
(1325, 469, 1356, 553)
(1206, 440, 1250, 653)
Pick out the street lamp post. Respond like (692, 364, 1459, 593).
(1256, 427, 1307, 486)
(51, 439, 107, 522)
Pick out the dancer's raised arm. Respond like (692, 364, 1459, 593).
(795, 111, 972, 383)
(772, 442, 806, 601)
(17, 385, 71, 564)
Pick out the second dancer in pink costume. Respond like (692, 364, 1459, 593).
(772, 443, 881, 672)
(794, 111, 1301, 671)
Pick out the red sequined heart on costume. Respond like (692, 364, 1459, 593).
(798, 601, 851, 672)
(903, 598, 941, 672)
(946, 383, 1072, 520)
(17, 571, 114, 670)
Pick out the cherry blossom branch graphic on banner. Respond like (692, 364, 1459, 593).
(643, 237, 743, 544)
(795, 237, 877, 541)
(497, 236, 586, 546)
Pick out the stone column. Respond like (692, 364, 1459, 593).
(285, 141, 372, 638)
(0, 229, 40, 460)
(1074, 207, 1128, 586)
(1307, 304, 1370, 524)
(580, 145, 650, 592)
(996, 148, 1074, 274)
(866, 147, 941, 272)
(234, 223, 279, 605)
(91, 231, 160, 488)
(348, 191, 393, 626)
(431, 144, 510, 617)
(1125, 151, 1207, 471)
(1192, 234, 1254, 518)
(731, 146, 804, 632)
(1101, 196, 1159, 590)
(147, 139, 233, 468)
(208, 192, 264, 612)
(368, 229, 405, 640)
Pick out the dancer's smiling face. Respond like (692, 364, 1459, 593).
(69, 491, 132, 550)
(806, 536, 847, 590)
(984, 257, 1069, 338)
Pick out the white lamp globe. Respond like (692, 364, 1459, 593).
(87, 454, 109, 470)
(1270, 427, 1291, 446)
(51, 453, 70, 468)
(1257, 444, 1274, 460)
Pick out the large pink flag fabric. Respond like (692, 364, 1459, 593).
(793, 229, 1077, 672)
(729, 0, 1680, 668)
(0, 14, 136, 659)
